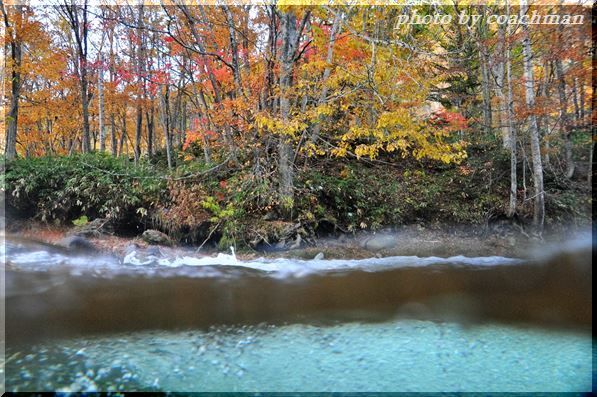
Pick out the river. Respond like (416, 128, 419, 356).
(1, 233, 593, 392)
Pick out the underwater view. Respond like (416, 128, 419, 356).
(2, 233, 593, 392)
(0, 0, 594, 393)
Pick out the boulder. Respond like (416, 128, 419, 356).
(141, 229, 173, 246)
(58, 235, 98, 253)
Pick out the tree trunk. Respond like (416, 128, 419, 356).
(196, 88, 212, 164)
(310, 11, 343, 145)
(179, 4, 236, 158)
(555, 59, 574, 179)
(554, 4, 574, 179)
(146, 106, 154, 157)
(587, 6, 597, 187)
(1, 3, 22, 160)
(521, 0, 545, 233)
(79, 0, 92, 153)
(277, 9, 301, 214)
(119, 111, 127, 157)
(571, 78, 580, 122)
(241, 6, 251, 85)
(134, 106, 142, 162)
(588, 141, 594, 186)
(60, 1, 91, 152)
(108, 8, 116, 156)
(98, 54, 105, 152)
(96, 25, 107, 153)
(222, 5, 243, 97)
(480, 54, 492, 134)
(495, 22, 509, 149)
(591, 18, 596, 186)
(578, 79, 585, 122)
(171, 84, 183, 148)
(110, 114, 117, 157)
(80, 61, 91, 152)
(133, 4, 145, 163)
(180, 102, 187, 146)
(505, 2, 517, 217)
(477, 7, 492, 136)
(158, 87, 174, 169)
(538, 62, 551, 170)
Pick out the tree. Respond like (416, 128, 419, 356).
(277, 8, 310, 213)
(505, 5, 517, 218)
(309, 7, 346, 146)
(521, 0, 545, 232)
(58, 0, 91, 153)
(498, 1, 517, 218)
(591, 0, 596, 186)
(1, 1, 23, 160)
(96, 23, 107, 152)
(476, 5, 493, 136)
(5, 2, 591, 226)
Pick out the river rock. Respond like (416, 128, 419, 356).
(73, 218, 111, 237)
(288, 234, 302, 249)
(58, 235, 98, 253)
(362, 234, 397, 251)
(145, 245, 162, 257)
(123, 244, 163, 265)
(124, 243, 140, 256)
(141, 229, 173, 246)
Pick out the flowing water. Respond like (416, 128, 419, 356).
(1, 234, 593, 392)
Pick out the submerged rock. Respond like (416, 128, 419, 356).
(361, 234, 397, 251)
(58, 235, 98, 253)
(122, 244, 164, 266)
(124, 243, 140, 256)
(145, 245, 162, 257)
(141, 229, 173, 246)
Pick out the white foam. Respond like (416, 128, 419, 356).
(126, 253, 523, 277)
(5, 240, 524, 278)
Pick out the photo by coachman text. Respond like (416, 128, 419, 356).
(395, 9, 585, 26)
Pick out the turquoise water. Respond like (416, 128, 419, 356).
(5, 320, 592, 392)
(3, 235, 593, 392)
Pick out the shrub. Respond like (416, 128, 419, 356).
(2, 153, 166, 227)
(297, 160, 499, 232)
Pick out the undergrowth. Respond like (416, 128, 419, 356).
(2, 148, 591, 247)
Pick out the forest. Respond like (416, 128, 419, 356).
(1, 1, 593, 250)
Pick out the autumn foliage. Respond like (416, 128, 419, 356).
(1, 2, 592, 234)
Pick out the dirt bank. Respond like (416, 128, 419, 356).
(7, 221, 587, 261)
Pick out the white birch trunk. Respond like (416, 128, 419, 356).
(521, 0, 545, 232)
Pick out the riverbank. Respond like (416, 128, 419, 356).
(2, 153, 591, 256)
(5, 219, 589, 261)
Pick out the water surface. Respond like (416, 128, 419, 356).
(2, 235, 593, 392)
